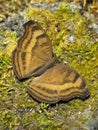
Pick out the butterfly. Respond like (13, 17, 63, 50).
(12, 20, 90, 103)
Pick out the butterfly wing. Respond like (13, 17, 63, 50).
(27, 63, 90, 103)
(12, 20, 55, 80)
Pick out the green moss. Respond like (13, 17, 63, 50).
(0, 2, 98, 129)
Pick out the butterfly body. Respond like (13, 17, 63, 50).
(12, 20, 90, 103)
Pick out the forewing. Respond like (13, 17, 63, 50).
(12, 20, 54, 79)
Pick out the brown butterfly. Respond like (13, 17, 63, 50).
(12, 20, 90, 103)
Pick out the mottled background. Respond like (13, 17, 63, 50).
(0, 0, 98, 130)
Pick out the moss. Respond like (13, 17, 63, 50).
(0, 2, 98, 129)
(0, 29, 17, 56)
